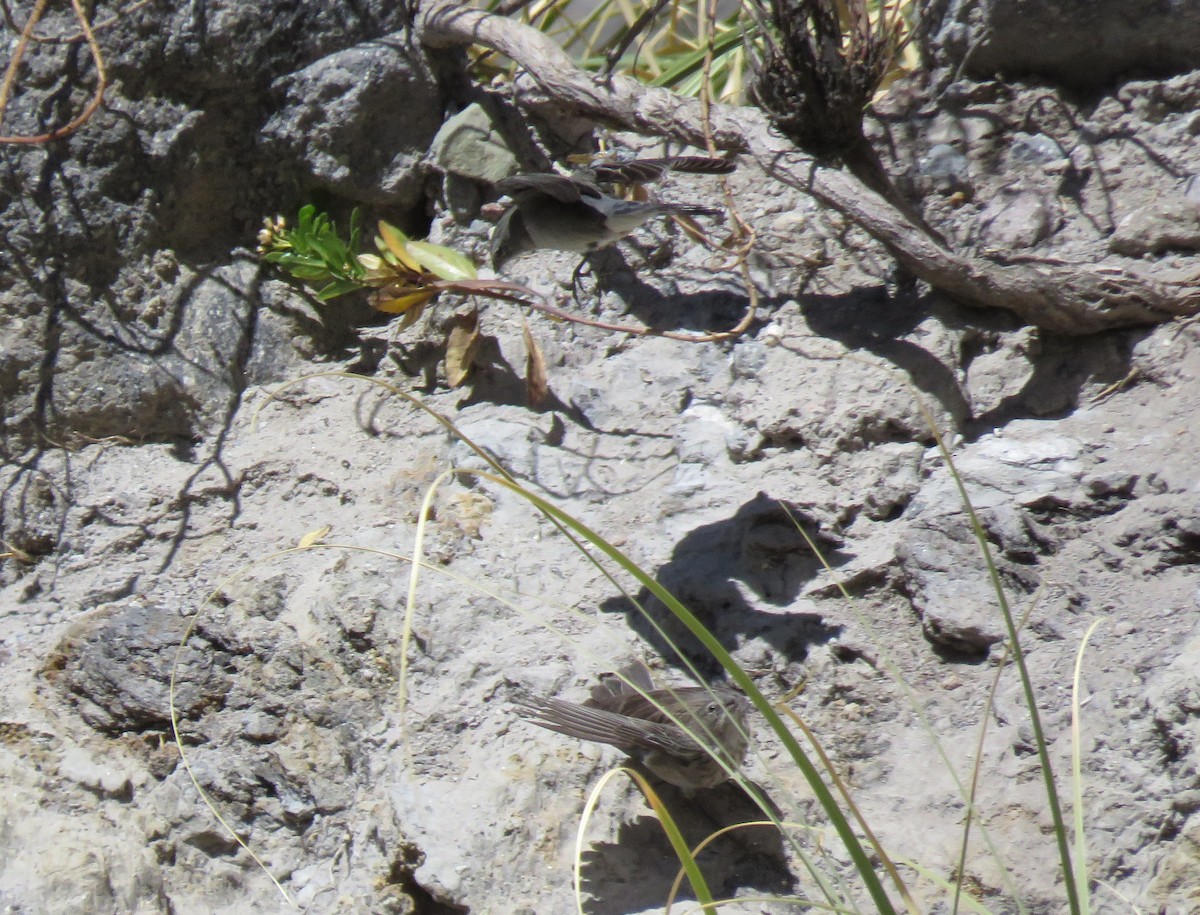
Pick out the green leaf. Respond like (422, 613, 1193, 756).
(308, 233, 349, 269)
(316, 277, 364, 300)
(289, 265, 335, 281)
(278, 254, 327, 269)
(296, 204, 316, 234)
(649, 26, 752, 89)
(406, 240, 478, 281)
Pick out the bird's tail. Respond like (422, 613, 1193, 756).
(662, 156, 738, 176)
(589, 156, 736, 185)
(665, 203, 722, 219)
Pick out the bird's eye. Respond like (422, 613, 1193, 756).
(707, 702, 720, 714)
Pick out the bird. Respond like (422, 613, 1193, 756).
(516, 662, 752, 790)
(489, 155, 735, 269)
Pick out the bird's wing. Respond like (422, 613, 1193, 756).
(600, 686, 749, 740)
(496, 173, 597, 203)
(517, 696, 698, 756)
(599, 687, 708, 720)
(587, 159, 672, 185)
(589, 661, 656, 703)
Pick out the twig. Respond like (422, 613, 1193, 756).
(0, 0, 109, 144)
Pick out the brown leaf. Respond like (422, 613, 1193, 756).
(445, 309, 481, 388)
(522, 319, 549, 406)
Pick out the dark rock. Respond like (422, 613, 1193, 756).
(924, 0, 1200, 89)
(262, 40, 442, 210)
(0, 3, 425, 454)
(46, 602, 233, 735)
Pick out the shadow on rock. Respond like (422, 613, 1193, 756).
(601, 493, 846, 674)
(800, 285, 1139, 438)
(964, 326, 1141, 438)
(581, 247, 770, 334)
(800, 286, 973, 429)
(579, 776, 792, 914)
(455, 330, 584, 418)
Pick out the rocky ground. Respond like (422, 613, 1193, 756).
(3, 2, 1200, 914)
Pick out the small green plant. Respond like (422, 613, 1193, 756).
(258, 206, 522, 391)
(257, 205, 478, 328)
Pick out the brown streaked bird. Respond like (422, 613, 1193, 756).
(490, 155, 736, 269)
(516, 662, 752, 790)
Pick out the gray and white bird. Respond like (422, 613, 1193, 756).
(516, 662, 752, 790)
(490, 156, 735, 269)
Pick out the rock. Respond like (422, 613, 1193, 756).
(979, 186, 1054, 249)
(911, 427, 1089, 517)
(1008, 132, 1068, 169)
(675, 402, 738, 466)
(896, 522, 1012, 653)
(962, 329, 1037, 417)
(1185, 174, 1200, 210)
(58, 745, 135, 798)
(0, 743, 164, 913)
(837, 442, 925, 522)
(0, 0, 410, 452)
(1110, 197, 1200, 256)
(1146, 634, 1200, 766)
(924, 0, 1200, 88)
(0, 808, 166, 913)
(1145, 814, 1200, 914)
(432, 103, 519, 186)
(47, 602, 233, 735)
(263, 42, 441, 209)
(918, 143, 971, 194)
(450, 409, 544, 480)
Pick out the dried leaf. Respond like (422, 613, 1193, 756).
(372, 288, 435, 314)
(445, 309, 481, 388)
(298, 525, 331, 548)
(443, 491, 493, 538)
(522, 319, 549, 406)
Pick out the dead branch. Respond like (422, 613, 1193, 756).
(415, 0, 1200, 335)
